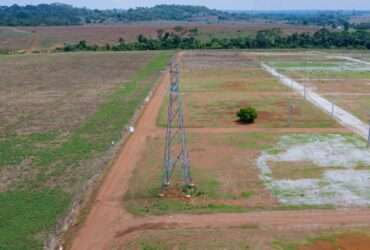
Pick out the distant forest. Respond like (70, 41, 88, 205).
(1, 3, 370, 28)
(60, 28, 370, 52)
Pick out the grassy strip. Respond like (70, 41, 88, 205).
(0, 51, 172, 249)
(0, 190, 70, 250)
(126, 199, 248, 216)
(125, 161, 248, 216)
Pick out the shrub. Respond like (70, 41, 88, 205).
(237, 107, 258, 124)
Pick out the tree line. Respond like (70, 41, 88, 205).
(60, 28, 370, 52)
(0, 4, 237, 26)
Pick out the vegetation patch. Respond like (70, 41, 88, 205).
(237, 106, 258, 124)
(0, 189, 70, 250)
(126, 199, 247, 216)
(241, 191, 254, 199)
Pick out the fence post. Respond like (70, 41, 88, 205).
(368, 120, 370, 148)
(331, 101, 335, 117)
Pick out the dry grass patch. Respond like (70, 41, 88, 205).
(124, 132, 285, 216)
(0, 52, 154, 135)
(269, 161, 326, 180)
(307, 80, 370, 94)
(181, 67, 288, 93)
(0, 27, 33, 50)
(158, 92, 338, 128)
(121, 227, 264, 250)
(323, 95, 370, 123)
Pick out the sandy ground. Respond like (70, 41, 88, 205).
(69, 53, 370, 250)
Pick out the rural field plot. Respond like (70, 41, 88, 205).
(0, 51, 171, 249)
(125, 130, 370, 215)
(125, 131, 280, 215)
(158, 53, 338, 128)
(122, 52, 370, 250)
(265, 52, 370, 123)
(127, 52, 370, 216)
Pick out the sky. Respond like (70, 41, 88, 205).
(2, 0, 370, 10)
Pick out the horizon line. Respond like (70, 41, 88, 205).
(1, 3, 370, 12)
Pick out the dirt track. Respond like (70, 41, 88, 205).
(115, 208, 370, 239)
(70, 63, 171, 250)
(69, 53, 370, 250)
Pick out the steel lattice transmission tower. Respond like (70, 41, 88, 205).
(162, 62, 192, 191)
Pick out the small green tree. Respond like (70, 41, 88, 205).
(237, 107, 258, 124)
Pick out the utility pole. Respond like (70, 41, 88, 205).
(161, 62, 193, 195)
(288, 99, 294, 127)
(331, 100, 335, 117)
(368, 113, 370, 148)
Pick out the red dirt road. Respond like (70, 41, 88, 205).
(70, 68, 171, 250)
(69, 53, 370, 250)
(115, 208, 370, 239)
